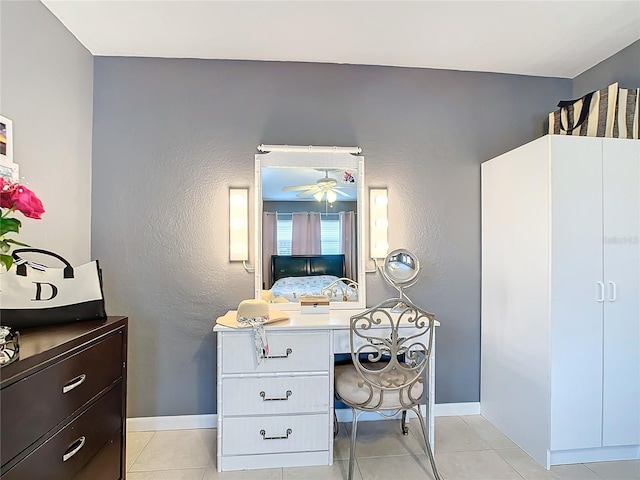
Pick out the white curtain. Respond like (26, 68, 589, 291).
(339, 211, 356, 280)
(291, 212, 321, 255)
(262, 212, 278, 289)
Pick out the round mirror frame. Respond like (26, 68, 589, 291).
(382, 248, 421, 289)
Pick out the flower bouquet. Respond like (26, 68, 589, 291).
(0, 178, 45, 271)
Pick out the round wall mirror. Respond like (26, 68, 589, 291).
(383, 248, 421, 289)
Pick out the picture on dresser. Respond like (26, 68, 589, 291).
(0, 115, 18, 182)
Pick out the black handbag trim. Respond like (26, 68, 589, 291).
(557, 91, 595, 133)
(0, 300, 107, 329)
(12, 248, 75, 279)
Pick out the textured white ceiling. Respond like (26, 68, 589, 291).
(42, 0, 640, 78)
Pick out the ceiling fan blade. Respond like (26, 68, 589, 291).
(334, 189, 351, 198)
(282, 184, 316, 191)
(297, 188, 321, 198)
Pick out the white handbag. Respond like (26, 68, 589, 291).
(0, 249, 107, 329)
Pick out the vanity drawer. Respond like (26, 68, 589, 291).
(2, 383, 122, 480)
(221, 331, 330, 374)
(1, 331, 124, 464)
(222, 375, 330, 415)
(222, 414, 329, 456)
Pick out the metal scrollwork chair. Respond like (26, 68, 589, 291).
(334, 297, 441, 480)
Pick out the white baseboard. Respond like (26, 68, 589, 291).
(127, 414, 216, 432)
(127, 402, 480, 432)
(434, 402, 481, 416)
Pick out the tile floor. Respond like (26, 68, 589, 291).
(126, 415, 640, 480)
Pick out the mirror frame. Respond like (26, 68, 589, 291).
(382, 248, 421, 289)
(254, 151, 366, 310)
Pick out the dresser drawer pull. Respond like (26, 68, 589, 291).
(62, 436, 86, 462)
(260, 390, 292, 401)
(264, 348, 292, 359)
(260, 428, 292, 440)
(62, 374, 87, 393)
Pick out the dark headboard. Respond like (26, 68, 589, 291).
(271, 254, 346, 284)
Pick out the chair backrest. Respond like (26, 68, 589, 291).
(349, 298, 436, 409)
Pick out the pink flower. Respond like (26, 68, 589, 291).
(0, 177, 14, 209)
(9, 184, 45, 219)
(0, 178, 45, 270)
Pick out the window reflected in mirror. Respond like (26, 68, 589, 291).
(255, 153, 366, 310)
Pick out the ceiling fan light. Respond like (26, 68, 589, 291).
(313, 191, 324, 202)
(326, 190, 337, 203)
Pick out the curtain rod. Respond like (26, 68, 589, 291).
(257, 144, 362, 154)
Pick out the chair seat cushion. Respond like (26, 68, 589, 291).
(335, 362, 423, 410)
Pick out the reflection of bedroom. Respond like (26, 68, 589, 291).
(262, 200, 358, 302)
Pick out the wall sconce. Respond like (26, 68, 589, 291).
(369, 188, 389, 259)
(229, 188, 248, 261)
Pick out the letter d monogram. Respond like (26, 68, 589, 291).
(32, 282, 58, 301)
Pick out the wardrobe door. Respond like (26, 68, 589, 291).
(549, 136, 603, 450)
(602, 139, 640, 446)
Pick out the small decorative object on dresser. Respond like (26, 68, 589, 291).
(0, 326, 19, 366)
(0, 316, 128, 480)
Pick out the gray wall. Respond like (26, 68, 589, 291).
(573, 40, 640, 97)
(92, 57, 570, 417)
(0, 0, 93, 264)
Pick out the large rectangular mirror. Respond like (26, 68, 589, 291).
(254, 151, 366, 310)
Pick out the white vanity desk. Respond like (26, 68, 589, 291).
(214, 308, 439, 472)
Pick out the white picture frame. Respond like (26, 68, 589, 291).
(0, 115, 19, 181)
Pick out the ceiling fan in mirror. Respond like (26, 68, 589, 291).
(281, 169, 352, 203)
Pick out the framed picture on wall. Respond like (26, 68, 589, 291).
(0, 115, 19, 181)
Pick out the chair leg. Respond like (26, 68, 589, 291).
(414, 406, 442, 480)
(348, 408, 360, 480)
(401, 410, 409, 435)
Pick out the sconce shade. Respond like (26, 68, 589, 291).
(229, 188, 249, 261)
(370, 188, 389, 259)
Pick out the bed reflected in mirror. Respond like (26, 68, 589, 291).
(255, 151, 366, 310)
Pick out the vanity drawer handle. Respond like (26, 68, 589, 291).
(264, 348, 292, 359)
(260, 428, 292, 440)
(62, 436, 86, 462)
(260, 390, 292, 401)
(62, 374, 87, 394)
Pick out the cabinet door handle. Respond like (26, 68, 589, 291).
(62, 374, 86, 394)
(62, 436, 86, 462)
(607, 281, 617, 302)
(260, 428, 292, 440)
(260, 390, 292, 401)
(596, 282, 605, 302)
(264, 348, 292, 359)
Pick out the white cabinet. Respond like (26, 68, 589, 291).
(481, 135, 640, 469)
(215, 328, 333, 471)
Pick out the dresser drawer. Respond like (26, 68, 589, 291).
(222, 375, 329, 416)
(2, 383, 122, 480)
(1, 331, 124, 464)
(71, 431, 122, 480)
(222, 414, 329, 456)
(221, 331, 330, 374)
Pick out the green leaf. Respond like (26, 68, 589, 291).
(0, 239, 10, 253)
(0, 253, 13, 271)
(0, 217, 21, 236)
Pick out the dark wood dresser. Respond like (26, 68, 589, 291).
(0, 316, 128, 480)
